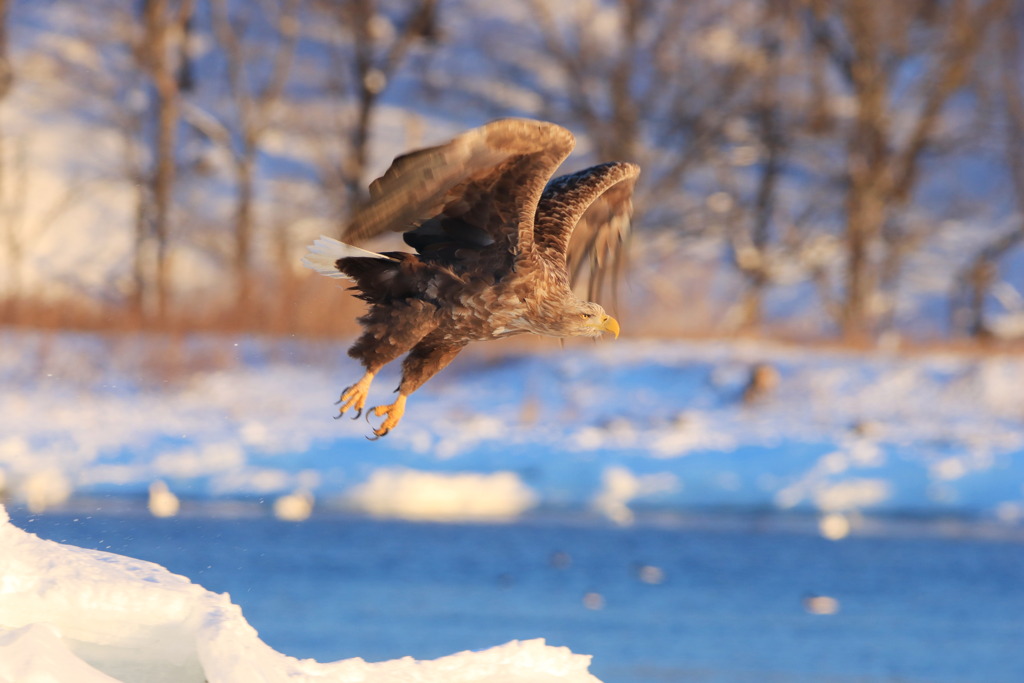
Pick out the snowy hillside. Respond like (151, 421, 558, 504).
(2, 330, 1023, 528)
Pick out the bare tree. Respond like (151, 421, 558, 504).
(953, 5, 1024, 339)
(512, 0, 754, 221)
(133, 0, 196, 319)
(0, 0, 11, 101)
(0, 0, 15, 318)
(0, 138, 26, 320)
(304, 0, 440, 223)
(805, 0, 1008, 341)
(712, 3, 803, 331)
(210, 0, 299, 309)
(1, 1, 148, 319)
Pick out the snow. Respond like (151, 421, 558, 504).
(2, 330, 1024, 524)
(0, 504, 602, 683)
(6, 331, 1024, 524)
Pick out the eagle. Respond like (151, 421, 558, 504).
(303, 118, 640, 438)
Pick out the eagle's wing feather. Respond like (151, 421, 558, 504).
(343, 118, 575, 264)
(535, 161, 640, 303)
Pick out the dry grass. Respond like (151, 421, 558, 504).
(0, 276, 366, 339)
(4, 270, 1024, 362)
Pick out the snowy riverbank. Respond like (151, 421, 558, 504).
(2, 330, 1024, 525)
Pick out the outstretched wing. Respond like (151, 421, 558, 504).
(343, 118, 575, 267)
(535, 161, 640, 304)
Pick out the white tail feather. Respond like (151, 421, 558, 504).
(302, 235, 390, 279)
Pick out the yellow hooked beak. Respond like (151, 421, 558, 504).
(600, 315, 620, 339)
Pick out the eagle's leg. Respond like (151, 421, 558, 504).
(335, 371, 375, 420)
(366, 338, 467, 438)
(341, 300, 440, 422)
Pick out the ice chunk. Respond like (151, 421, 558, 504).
(344, 467, 537, 522)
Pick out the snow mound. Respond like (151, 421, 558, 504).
(0, 505, 601, 683)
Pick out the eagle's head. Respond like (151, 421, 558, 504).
(560, 300, 620, 339)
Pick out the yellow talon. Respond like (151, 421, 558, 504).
(335, 371, 375, 419)
(367, 394, 408, 439)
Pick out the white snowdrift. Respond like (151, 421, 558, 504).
(0, 505, 602, 683)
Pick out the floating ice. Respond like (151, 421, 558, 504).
(344, 467, 537, 522)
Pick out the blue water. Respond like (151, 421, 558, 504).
(10, 507, 1024, 683)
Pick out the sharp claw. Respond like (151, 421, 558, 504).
(363, 395, 405, 439)
(364, 407, 389, 438)
(333, 376, 376, 421)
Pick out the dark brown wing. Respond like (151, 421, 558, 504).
(535, 161, 640, 303)
(343, 119, 575, 269)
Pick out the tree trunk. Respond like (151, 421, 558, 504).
(233, 152, 255, 310)
(838, 1, 891, 341)
(152, 73, 179, 320)
(138, 0, 194, 321)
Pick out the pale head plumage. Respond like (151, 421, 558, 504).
(558, 300, 620, 339)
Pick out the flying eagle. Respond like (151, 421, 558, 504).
(303, 118, 640, 438)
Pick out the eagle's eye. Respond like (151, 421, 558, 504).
(580, 313, 593, 320)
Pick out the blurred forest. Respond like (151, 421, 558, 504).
(0, 0, 1023, 345)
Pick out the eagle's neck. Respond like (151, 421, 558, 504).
(512, 255, 579, 337)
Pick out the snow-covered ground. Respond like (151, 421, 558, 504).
(0, 504, 600, 683)
(2, 329, 1023, 528)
